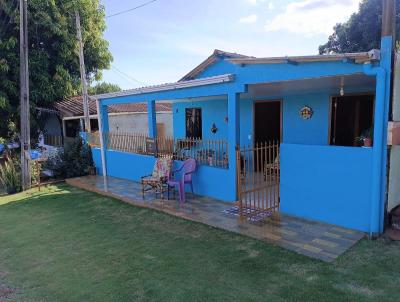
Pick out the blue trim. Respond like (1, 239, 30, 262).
(100, 104, 109, 133)
(101, 82, 244, 105)
(363, 64, 385, 235)
(100, 61, 367, 106)
(361, 36, 392, 235)
(379, 35, 393, 233)
(236, 61, 366, 86)
(147, 100, 157, 138)
(227, 92, 240, 201)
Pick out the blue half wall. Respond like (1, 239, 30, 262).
(92, 148, 236, 202)
(280, 143, 373, 232)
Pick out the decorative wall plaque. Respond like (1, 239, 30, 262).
(145, 138, 157, 156)
(300, 106, 313, 120)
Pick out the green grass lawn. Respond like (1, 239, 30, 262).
(0, 185, 399, 302)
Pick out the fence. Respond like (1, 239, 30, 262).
(43, 134, 75, 147)
(86, 132, 229, 169)
(174, 137, 228, 168)
(236, 141, 280, 219)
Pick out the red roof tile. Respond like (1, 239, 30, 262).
(54, 96, 172, 117)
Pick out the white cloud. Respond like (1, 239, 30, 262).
(246, 0, 265, 5)
(267, 2, 275, 10)
(264, 0, 360, 36)
(240, 14, 258, 24)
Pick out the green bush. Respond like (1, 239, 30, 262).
(0, 156, 21, 194)
(45, 136, 94, 179)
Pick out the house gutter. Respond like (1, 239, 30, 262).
(363, 63, 386, 237)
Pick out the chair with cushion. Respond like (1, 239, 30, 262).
(141, 157, 173, 199)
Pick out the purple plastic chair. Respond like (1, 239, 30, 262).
(167, 158, 196, 203)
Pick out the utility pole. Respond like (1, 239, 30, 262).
(20, 0, 31, 190)
(75, 10, 91, 133)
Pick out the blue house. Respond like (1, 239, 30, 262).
(90, 29, 397, 236)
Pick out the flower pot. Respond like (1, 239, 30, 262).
(364, 138, 372, 147)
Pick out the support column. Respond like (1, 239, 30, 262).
(228, 92, 240, 201)
(147, 100, 157, 138)
(376, 0, 395, 234)
(79, 118, 84, 132)
(62, 119, 66, 137)
(96, 100, 109, 178)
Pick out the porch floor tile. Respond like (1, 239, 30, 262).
(66, 175, 365, 262)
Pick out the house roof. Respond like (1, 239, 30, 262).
(229, 50, 380, 65)
(89, 49, 380, 103)
(93, 74, 235, 100)
(179, 49, 250, 81)
(53, 96, 172, 118)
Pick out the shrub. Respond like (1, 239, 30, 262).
(0, 156, 21, 194)
(45, 136, 94, 179)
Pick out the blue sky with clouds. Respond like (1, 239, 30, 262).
(100, 0, 362, 89)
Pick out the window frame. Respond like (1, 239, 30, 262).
(328, 93, 375, 147)
(185, 107, 202, 139)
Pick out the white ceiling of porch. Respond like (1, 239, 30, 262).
(243, 73, 376, 99)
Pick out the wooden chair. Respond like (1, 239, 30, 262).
(263, 156, 280, 181)
(141, 157, 173, 199)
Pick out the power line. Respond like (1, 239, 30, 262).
(111, 65, 147, 86)
(105, 0, 158, 18)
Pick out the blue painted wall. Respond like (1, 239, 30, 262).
(172, 92, 332, 147)
(239, 99, 253, 146)
(236, 61, 366, 86)
(92, 148, 102, 174)
(172, 98, 254, 146)
(282, 93, 330, 145)
(173, 99, 228, 140)
(92, 148, 235, 202)
(92, 148, 156, 180)
(280, 143, 374, 232)
(196, 59, 238, 79)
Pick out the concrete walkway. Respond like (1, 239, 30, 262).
(66, 175, 365, 262)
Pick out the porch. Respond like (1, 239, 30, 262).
(66, 175, 364, 262)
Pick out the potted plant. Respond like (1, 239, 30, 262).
(0, 157, 21, 194)
(356, 127, 373, 147)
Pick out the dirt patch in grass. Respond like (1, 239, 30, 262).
(0, 284, 15, 302)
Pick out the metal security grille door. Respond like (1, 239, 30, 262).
(236, 141, 280, 219)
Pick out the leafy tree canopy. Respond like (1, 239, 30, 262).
(0, 0, 113, 139)
(88, 82, 121, 95)
(319, 0, 400, 54)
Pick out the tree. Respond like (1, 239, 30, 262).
(0, 0, 113, 139)
(319, 0, 400, 54)
(88, 82, 121, 95)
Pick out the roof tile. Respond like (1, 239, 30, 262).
(54, 96, 171, 117)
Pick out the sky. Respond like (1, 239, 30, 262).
(99, 0, 362, 90)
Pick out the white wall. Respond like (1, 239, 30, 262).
(109, 112, 173, 137)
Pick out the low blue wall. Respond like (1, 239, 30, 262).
(92, 148, 156, 181)
(92, 148, 235, 202)
(280, 143, 373, 232)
